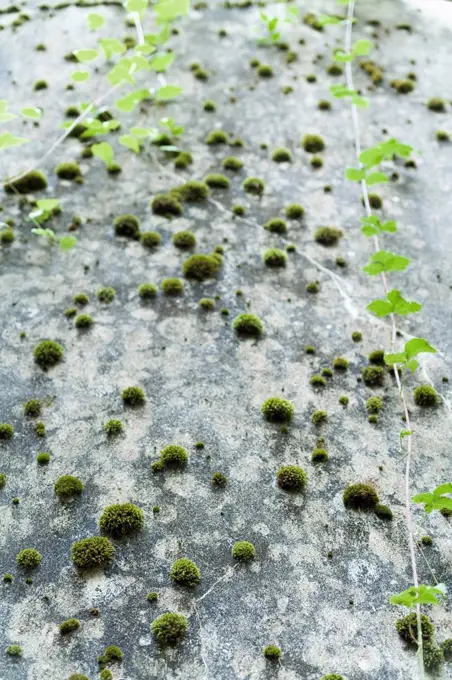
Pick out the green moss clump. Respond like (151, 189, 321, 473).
(285, 203, 304, 219)
(55, 162, 82, 180)
(34, 421, 45, 437)
(257, 64, 273, 78)
(362, 365, 385, 387)
(343, 483, 379, 510)
(205, 129, 228, 145)
(413, 384, 438, 406)
(1, 228, 14, 243)
(261, 397, 294, 423)
(121, 386, 146, 406)
(151, 193, 183, 218)
(98, 645, 123, 667)
(113, 214, 140, 239)
(310, 375, 326, 388)
(203, 99, 216, 112)
(436, 130, 449, 142)
(303, 12, 323, 31)
(232, 313, 264, 338)
(303, 134, 325, 153)
(222, 156, 243, 171)
(375, 503, 393, 520)
(318, 100, 332, 111)
(421, 535, 433, 546)
(151, 612, 188, 645)
(263, 248, 287, 267)
(182, 254, 220, 281)
(199, 297, 215, 310)
(59, 618, 80, 635)
(311, 156, 323, 169)
(320, 676, 344, 680)
(34, 79, 48, 90)
(71, 536, 115, 569)
(424, 644, 444, 670)
(204, 173, 230, 189)
(211, 472, 227, 487)
(172, 230, 196, 249)
(140, 231, 161, 248)
(99, 671, 113, 680)
(312, 448, 328, 463)
(160, 445, 188, 468)
(75, 314, 93, 329)
(232, 540, 256, 562)
(6, 645, 22, 657)
(306, 281, 319, 293)
(138, 283, 158, 299)
(0, 423, 14, 440)
(367, 193, 382, 209)
(0, 473, 6, 488)
(333, 357, 348, 371)
(147, 591, 159, 602)
(65, 308, 77, 318)
(242, 176, 265, 195)
(68, 675, 89, 680)
(3, 574, 13, 583)
(65, 105, 80, 117)
(264, 218, 287, 234)
(360, 60, 384, 84)
(161, 278, 184, 295)
(366, 396, 383, 414)
(352, 331, 362, 342)
(396, 612, 434, 645)
(5, 170, 48, 194)
(271, 147, 292, 163)
(174, 151, 193, 170)
(170, 558, 201, 587)
(170, 180, 209, 203)
(368, 349, 385, 364)
(105, 419, 123, 435)
(193, 67, 208, 80)
(390, 78, 414, 94)
(99, 502, 144, 537)
(36, 452, 50, 465)
(277, 465, 307, 491)
(73, 292, 89, 306)
(311, 410, 327, 425)
(440, 639, 452, 659)
(16, 548, 42, 568)
(315, 227, 343, 246)
(427, 98, 446, 113)
(33, 340, 64, 368)
(97, 287, 115, 303)
(54, 475, 83, 498)
(263, 645, 281, 660)
(305, 345, 316, 354)
(232, 204, 245, 216)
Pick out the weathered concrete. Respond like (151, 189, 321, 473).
(1, 1, 452, 679)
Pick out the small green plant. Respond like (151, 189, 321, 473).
(71, 536, 115, 570)
(232, 541, 256, 562)
(99, 503, 144, 537)
(261, 397, 294, 423)
(263, 645, 281, 660)
(170, 558, 200, 586)
(16, 548, 42, 568)
(59, 618, 80, 635)
(151, 612, 188, 645)
(122, 386, 145, 406)
(276, 465, 307, 491)
(54, 475, 83, 498)
(232, 313, 263, 338)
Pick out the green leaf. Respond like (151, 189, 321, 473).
(155, 85, 182, 101)
(434, 483, 452, 496)
(87, 12, 104, 30)
(108, 59, 137, 86)
(92, 141, 114, 167)
(386, 289, 422, 316)
(115, 88, 150, 112)
(99, 38, 126, 60)
(345, 167, 365, 181)
(59, 235, 77, 251)
(135, 44, 156, 55)
(330, 85, 356, 98)
(367, 300, 393, 317)
(400, 430, 411, 439)
(334, 50, 354, 63)
(318, 14, 341, 26)
(71, 71, 90, 82)
(362, 250, 410, 276)
(404, 337, 437, 359)
(352, 95, 369, 108)
(36, 199, 60, 212)
(154, 0, 190, 21)
(360, 216, 397, 237)
(32, 227, 57, 243)
(413, 485, 452, 514)
(390, 584, 446, 608)
(0, 112, 16, 123)
(366, 171, 388, 185)
(20, 107, 42, 120)
(126, 0, 148, 11)
(0, 132, 29, 150)
(150, 52, 175, 72)
(119, 134, 141, 153)
(384, 353, 406, 366)
(74, 48, 99, 63)
(405, 359, 419, 372)
(353, 39, 372, 56)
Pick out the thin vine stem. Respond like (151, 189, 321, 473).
(343, 2, 424, 677)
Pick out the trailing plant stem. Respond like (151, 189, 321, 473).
(344, 3, 424, 677)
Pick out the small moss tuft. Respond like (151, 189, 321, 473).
(375, 503, 393, 520)
(33, 340, 64, 368)
(285, 203, 304, 219)
(271, 147, 292, 163)
(56, 162, 82, 181)
(361, 365, 385, 387)
(113, 214, 140, 239)
(97, 287, 116, 303)
(368, 349, 385, 364)
(263, 645, 281, 660)
(170, 558, 200, 587)
(172, 230, 196, 249)
(174, 151, 193, 169)
(6, 645, 22, 657)
(161, 278, 184, 296)
(138, 283, 158, 300)
(161, 445, 188, 468)
(427, 98, 446, 113)
(199, 297, 215, 310)
(105, 419, 124, 435)
(352, 331, 362, 342)
(303, 134, 325, 153)
(333, 357, 348, 371)
(203, 99, 216, 112)
(98, 645, 123, 667)
(315, 226, 343, 246)
(54, 475, 83, 498)
(151, 193, 183, 218)
(242, 177, 265, 196)
(4, 170, 48, 194)
(182, 254, 220, 280)
(0, 423, 14, 440)
(232, 541, 256, 561)
(36, 452, 50, 465)
(205, 129, 228, 145)
(122, 386, 145, 406)
(59, 618, 80, 635)
(232, 313, 264, 338)
(343, 483, 379, 510)
(312, 448, 328, 463)
(396, 612, 434, 645)
(99, 503, 144, 537)
(151, 612, 188, 645)
(140, 231, 162, 248)
(1, 228, 14, 243)
(311, 410, 327, 425)
(204, 173, 230, 189)
(222, 156, 243, 171)
(366, 396, 383, 414)
(264, 217, 287, 234)
(16, 548, 42, 568)
(421, 536, 433, 546)
(170, 180, 209, 203)
(263, 248, 287, 267)
(73, 292, 89, 306)
(257, 64, 273, 78)
(211, 472, 228, 488)
(261, 397, 294, 423)
(413, 384, 438, 406)
(75, 314, 93, 329)
(147, 591, 159, 601)
(277, 465, 307, 491)
(71, 536, 114, 570)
